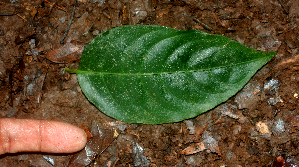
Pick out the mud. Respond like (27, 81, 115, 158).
(0, 0, 299, 166)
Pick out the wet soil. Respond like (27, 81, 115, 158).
(0, 0, 299, 166)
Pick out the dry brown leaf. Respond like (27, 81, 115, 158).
(181, 142, 205, 155)
(68, 122, 117, 167)
(45, 42, 83, 63)
(276, 54, 299, 67)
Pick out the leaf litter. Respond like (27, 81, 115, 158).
(68, 121, 119, 167)
(1, 0, 299, 166)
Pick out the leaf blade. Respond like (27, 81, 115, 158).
(74, 25, 275, 124)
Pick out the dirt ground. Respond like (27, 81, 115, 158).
(0, 0, 299, 166)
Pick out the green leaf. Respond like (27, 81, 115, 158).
(67, 25, 276, 124)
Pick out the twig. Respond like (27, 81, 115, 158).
(60, 1, 77, 44)
(102, 11, 111, 19)
(44, 0, 67, 12)
(193, 18, 212, 31)
(16, 13, 27, 21)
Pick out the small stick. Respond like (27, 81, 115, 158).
(44, 0, 67, 12)
(193, 18, 212, 31)
(16, 13, 27, 21)
(102, 11, 111, 19)
(60, 1, 76, 44)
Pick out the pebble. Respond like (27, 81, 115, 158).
(184, 120, 195, 134)
(92, 30, 100, 36)
(185, 155, 202, 166)
(256, 121, 270, 134)
(273, 119, 285, 133)
(264, 79, 279, 91)
(132, 142, 151, 167)
(43, 156, 55, 166)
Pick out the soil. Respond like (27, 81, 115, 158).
(0, 0, 299, 166)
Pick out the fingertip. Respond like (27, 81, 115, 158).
(60, 122, 87, 153)
(41, 121, 87, 153)
(71, 126, 88, 152)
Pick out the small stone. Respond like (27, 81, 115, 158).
(185, 120, 195, 134)
(256, 121, 270, 134)
(233, 125, 242, 135)
(202, 131, 220, 154)
(185, 155, 203, 166)
(273, 119, 285, 133)
(43, 156, 55, 166)
(132, 142, 151, 167)
(268, 96, 283, 105)
(264, 79, 279, 91)
(92, 30, 100, 36)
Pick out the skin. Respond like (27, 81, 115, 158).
(0, 118, 87, 155)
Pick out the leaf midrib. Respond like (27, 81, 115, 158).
(67, 55, 272, 76)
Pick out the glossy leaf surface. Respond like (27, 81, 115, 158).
(70, 25, 275, 124)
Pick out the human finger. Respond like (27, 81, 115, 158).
(0, 118, 87, 155)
